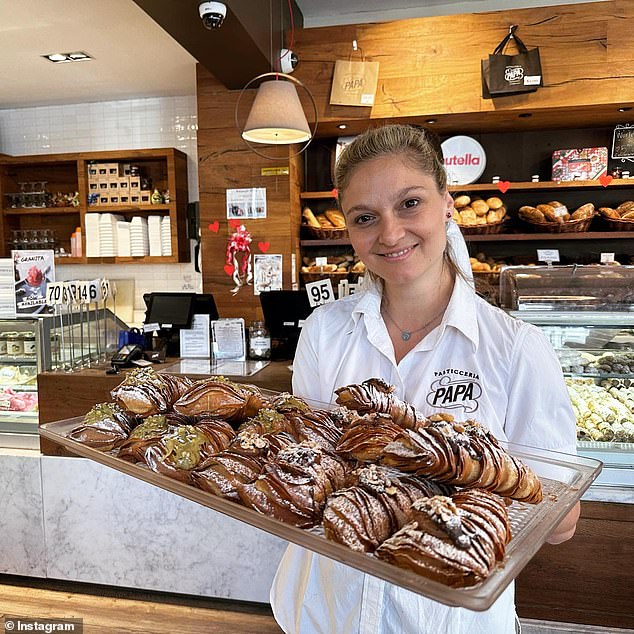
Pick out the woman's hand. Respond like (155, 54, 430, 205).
(546, 501, 580, 545)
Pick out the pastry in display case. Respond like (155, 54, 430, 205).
(501, 265, 634, 489)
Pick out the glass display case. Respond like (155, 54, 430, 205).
(0, 309, 126, 450)
(501, 265, 634, 493)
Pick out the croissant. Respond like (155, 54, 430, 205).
(323, 464, 450, 552)
(335, 412, 403, 462)
(381, 419, 542, 503)
(236, 443, 348, 527)
(375, 490, 511, 587)
(111, 367, 193, 416)
(68, 402, 135, 451)
(335, 378, 428, 430)
(173, 377, 268, 423)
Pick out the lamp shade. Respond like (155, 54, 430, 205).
(242, 79, 311, 144)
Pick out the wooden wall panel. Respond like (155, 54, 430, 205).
(197, 0, 634, 319)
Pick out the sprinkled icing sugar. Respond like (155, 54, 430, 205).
(278, 443, 321, 467)
(413, 496, 472, 549)
(357, 464, 393, 493)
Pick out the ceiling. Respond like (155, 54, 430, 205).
(0, 0, 602, 110)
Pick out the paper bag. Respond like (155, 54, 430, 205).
(330, 59, 379, 107)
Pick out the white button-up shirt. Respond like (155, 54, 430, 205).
(270, 274, 576, 634)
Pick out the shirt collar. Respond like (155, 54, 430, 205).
(349, 273, 479, 350)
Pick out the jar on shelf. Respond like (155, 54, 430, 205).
(248, 321, 271, 360)
(7, 332, 23, 357)
(0, 332, 8, 356)
(22, 331, 37, 357)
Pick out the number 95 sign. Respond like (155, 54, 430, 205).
(305, 278, 335, 308)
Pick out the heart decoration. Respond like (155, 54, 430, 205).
(497, 181, 511, 194)
(223, 264, 234, 276)
(228, 219, 242, 229)
(258, 241, 270, 253)
(208, 221, 219, 233)
(599, 174, 613, 187)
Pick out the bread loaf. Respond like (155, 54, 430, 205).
(302, 207, 321, 228)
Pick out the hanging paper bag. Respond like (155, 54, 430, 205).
(330, 57, 379, 107)
(481, 25, 543, 99)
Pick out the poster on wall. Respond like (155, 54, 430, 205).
(12, 250, 55, 315)
(226, 187, 267, 220)
(253, 254, 283, 296)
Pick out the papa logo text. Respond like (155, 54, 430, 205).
(426, 375, 482, 413)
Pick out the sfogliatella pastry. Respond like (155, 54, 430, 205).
(68, 402, 135, 451)
(237, 442, 349, 527)
(111, 367, 193, 417)
(144, 423, 231, 484)
(238, 407, 297, 437)
(118, 414, 170, 462)
(335, 412, 403, 462)
(192, 428, 270, 499)
(323, 464, 450, 552)
(381, 419, 543, 503)
(173, 377, 267, 424)
(375, 490, 511, 588)
(283, 408, 344, 451)
(335, 378, 428, 430)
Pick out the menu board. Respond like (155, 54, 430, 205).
(611, 125, 634, 160)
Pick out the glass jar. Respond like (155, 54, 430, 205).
(0, 332, 8, 356)
(248, 321, 271, 360)
(22, 331, 37, 357)
(7, 332, 23, 357)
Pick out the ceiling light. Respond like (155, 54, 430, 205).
(42, 51, 93, 63)
(338, 124, 347, 130)
(242, 76, 311, 144)
(426, 119, 437, 124)
(618, 107, 632, 112)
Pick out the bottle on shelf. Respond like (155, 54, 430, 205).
(70, 227, 82, 258)
(248, 320, 271, 360)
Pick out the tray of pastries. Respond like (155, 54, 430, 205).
(39, 369, 601, 611)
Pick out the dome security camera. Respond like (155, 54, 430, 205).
(199, 2, 226, 29)
(279, 49, 299, 74)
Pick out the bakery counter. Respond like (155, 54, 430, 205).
(37, 359, 292, 455)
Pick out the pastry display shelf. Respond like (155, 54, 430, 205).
(448, 179, 634, 192)
(40, 416, 601, 611)
(3, 206, 78, 216)
(0, 410, 38, 423)
(563, 372, 634, 379)
(0, 356, 39, 365)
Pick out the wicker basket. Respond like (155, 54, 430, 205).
(519, 215, 594, 233)
(458, 219, 507, 235)
(304, 225, 349, 240)
(301, 270, 349, 284)
(599, 216, 634, 232)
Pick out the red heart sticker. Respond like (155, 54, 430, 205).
(208, 221, 219, 233)
(228, 219, 242, 229)
(599, 174, 613, 187)
(497, 181, 510, 194)
(331, 188, 338, 199)
(258, 241, 270, 253)
(223, 264, 234, 276)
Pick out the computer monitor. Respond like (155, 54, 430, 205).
(259, 290, 314, 359)
(143, 292, 219, 323)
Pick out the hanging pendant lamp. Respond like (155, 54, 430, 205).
(236, 72, 318, 157)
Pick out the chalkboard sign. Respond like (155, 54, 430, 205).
(611, 125, 634, 160)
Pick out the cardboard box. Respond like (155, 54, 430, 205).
(129, 177, 140, 191)
(98, 181, 109, 191)
(140, 192, 151, 205)
(130, 194, 140, 205)
(108, 179, 119, 191)
(99, 194, 110, 206)
(107, 163, 120, 177)
(97, 163, 109, 178)
(87, 163, 99, 178)
(552, 147, 608, 181)
(109, 193, 120, 205)
(118, 177, 129, 191)
(88, 182, 99, 192)
(119, 194, 129, 205)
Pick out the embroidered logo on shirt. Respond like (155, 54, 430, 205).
(426, 370, 482, 413)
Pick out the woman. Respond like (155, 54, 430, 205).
(271, 124, 579, 634)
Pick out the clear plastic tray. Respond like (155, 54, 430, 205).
(40, 417, 602, 611)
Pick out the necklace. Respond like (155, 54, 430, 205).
(382, 304, 446, 341)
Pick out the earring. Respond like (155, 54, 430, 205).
(446, 211, 452, 218)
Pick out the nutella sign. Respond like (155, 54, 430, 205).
(441, 135, 486, 185)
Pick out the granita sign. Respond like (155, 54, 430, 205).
(441, 135, 486, 185)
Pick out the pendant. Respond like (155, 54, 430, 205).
(401, 331, 411, 341)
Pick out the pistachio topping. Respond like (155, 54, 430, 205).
(128, 415, 168, 439)
(161, 424, 208, 469)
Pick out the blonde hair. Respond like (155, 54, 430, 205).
(334, 124, 466, 283)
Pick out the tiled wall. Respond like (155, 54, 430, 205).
(0, 96, 202, 326)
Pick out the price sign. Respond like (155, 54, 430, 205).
(100, 278, 111, 300)
(315, 257, 328, 267)
(66, 281, 79, 304)
(305, 278, 335, 308)
(89, 280, 101, 303)
(537, 249, 560, 264)
(600, 252, 615, 264)
(46, 282, 64, 306)
(78, 281, 90, 304)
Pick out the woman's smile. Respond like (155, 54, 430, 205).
(377, 244, 419, 260)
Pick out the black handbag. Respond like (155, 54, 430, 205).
(481, 25, 543, 98)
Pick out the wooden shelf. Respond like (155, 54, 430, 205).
(448, 179, 634, 192)
(86, 204, 172, 213)
(300, 238, 352, 246)
(3, 206, 78, 216)
(300, 191, 337, 199)
(463, 230, 634, 242)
